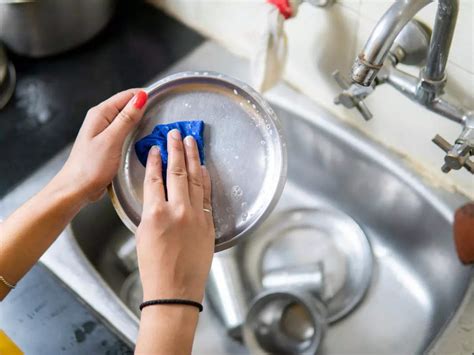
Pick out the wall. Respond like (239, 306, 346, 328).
(284, 0, 473, 198)
(152, 0, 473, 198)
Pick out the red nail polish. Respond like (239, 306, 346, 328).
(132, 90, 148, 109)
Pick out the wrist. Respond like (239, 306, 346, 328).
(140, 303, 199, 328)
(142, 285, 205, 304)
(49, 169, 90, 209)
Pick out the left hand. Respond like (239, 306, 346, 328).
(57, 89, 148, 203)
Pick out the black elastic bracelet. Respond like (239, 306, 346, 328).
(139, 299, 203, 312)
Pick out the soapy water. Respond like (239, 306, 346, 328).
(231, 185, 243, 200)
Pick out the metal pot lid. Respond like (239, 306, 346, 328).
(110, 71, 287, 251)
(241, 207, 374, 322)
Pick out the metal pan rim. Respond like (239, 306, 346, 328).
(110, 71, 288, 251)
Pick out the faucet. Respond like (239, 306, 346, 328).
(333, 0, 474, 174)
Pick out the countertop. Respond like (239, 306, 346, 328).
(0, 1, 202, 353)
(0, 264, 133, 354)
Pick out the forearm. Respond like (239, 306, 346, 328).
(0, 171, 86, 299)
(136, 306, 199, 355)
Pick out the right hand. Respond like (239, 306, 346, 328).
(136, 129, 215, 303)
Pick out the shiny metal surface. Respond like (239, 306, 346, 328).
(433, 133, 474, 174)
(391, 20, 431, 66)
(0, 43, 7, 84)
(63, 68, 472, 352)
(336, 0, 473, 174)
(207, 248, 249, 339)
(0, 43, 15, 109)
(349, 0, 458, 88)
(243, 289, 327, 355)
(350, 0, 431, 86)
(111, 71, 287, 251)
(111, 232, 137, 273)
(262, 263, 325, 296)
(333, 70, 374, 121)
(0, 0, 114, 57)
(2, 42, 472, 354)
(119, 271, 142, 318)
(242, 208, 373, 323)
(423, 0, 458, 82)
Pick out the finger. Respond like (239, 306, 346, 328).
(184, 136, 204, 209)
(82, 89, 140, 137)
(143, 146, 166, 213)
(166, 129, 190, 205)
(201, 166, 214, 227)
(103, 90, 148, 144)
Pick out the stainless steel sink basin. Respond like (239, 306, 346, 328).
(68, 90, 471, 352)
(1, 42, 471, 354)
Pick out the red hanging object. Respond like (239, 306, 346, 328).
(267, 0, 292, 19)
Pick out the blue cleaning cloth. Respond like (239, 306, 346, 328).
(135, 121, 206, 175)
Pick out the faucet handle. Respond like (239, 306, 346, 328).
(432, 134, 474, 174)
(333, 71, 374, 121)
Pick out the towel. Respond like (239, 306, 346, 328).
(148, 0, 301, 92)
(135, 121, 206, 176)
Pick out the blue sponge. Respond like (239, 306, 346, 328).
(135, 121, 206, 175)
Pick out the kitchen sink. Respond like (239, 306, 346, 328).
(1, 42, 471, 353)
(68, 90, 471, 353)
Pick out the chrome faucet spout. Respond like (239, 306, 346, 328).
(351, 0, 459, 88)
(334, 0, 471, 174)
(424, 0, 459, 82)
(352, 0, 432, 86)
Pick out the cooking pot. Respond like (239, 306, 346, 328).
(0, 0, 115, 57)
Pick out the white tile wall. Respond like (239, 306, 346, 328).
(284, 0, 473, 198)
(152, 0, 473, 198)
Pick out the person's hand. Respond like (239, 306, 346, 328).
(57, 89, 148, 202)
(136, 129, 215, 303)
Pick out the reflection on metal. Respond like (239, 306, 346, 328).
(243, 289, 327, 354)
(242, 207, 373, 323)
(3, 42, 471, 354)
(334, 0, 474, 174)
(110, 71, 287, 252)
(0, 43, 15, 109)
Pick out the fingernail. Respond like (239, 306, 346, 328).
(132, 90, 148, 109)
(169, 129, 181, 140)
(184, 135, 195, 147)
(150, 145, 160, 156)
